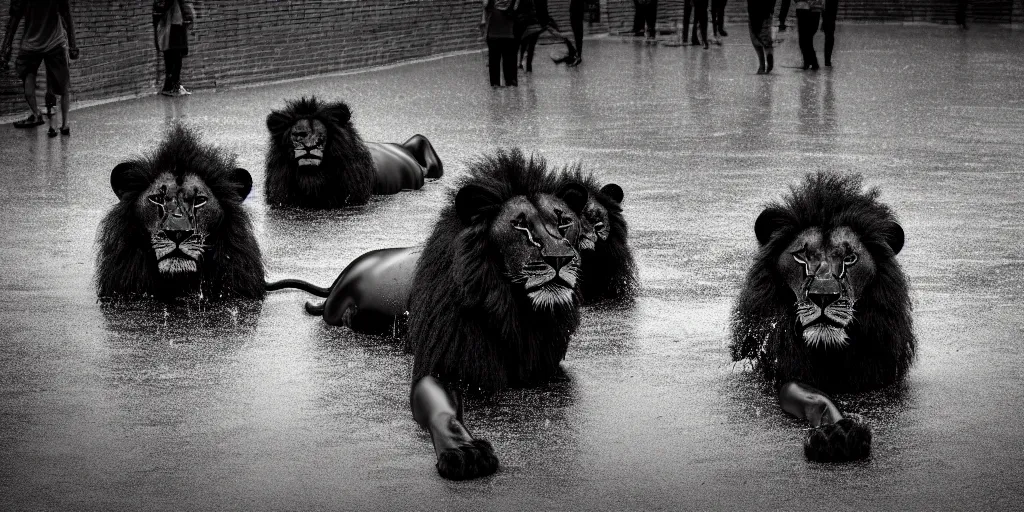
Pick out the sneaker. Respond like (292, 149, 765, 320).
(177, 85, 192, 96)
(13, 114, 44, 128)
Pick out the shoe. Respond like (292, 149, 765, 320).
(13, 114, 44, 128)
(718, 27, 728, 36)
(568, 56, 582, 67)
(703, 40, 709, 49)
(176, 85, 192, 96)
(48, 127, 58, 137)
(160, 89, 175, 97)
(766, 54, 774, 73)
(60, 126, 70, 136)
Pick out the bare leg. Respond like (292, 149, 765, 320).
(60, 93, 70, 130)
(411, 376, 498, 480)
(23, 72, 40, 117)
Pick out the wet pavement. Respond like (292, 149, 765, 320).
(2, 24, 1023, 511)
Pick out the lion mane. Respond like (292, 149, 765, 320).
(265, 96, 376, 207)
(730, 172, 915, 393)
(555, 166, 637, 302)
(96, 125, 265, 300)
(408, 149, 583, 392)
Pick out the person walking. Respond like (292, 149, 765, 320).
(632, 0, 658, 39)
(955, 0, 968, 29)
(0, 0, 79, 135)
(711, 0, 728, 38)
(484, 0, 519, 86)
(795, 0, 823, 70)
(821, 0, 837, 66)
(568, 0, 585, 65)
(777, 0, 791, 31)
(683, 0, 710, 48)
(747, 0, 777, 74)
(153, 0, 194, 97)
(693, 0, 710, 48)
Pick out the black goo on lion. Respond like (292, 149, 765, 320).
(96, 123, 264, 301)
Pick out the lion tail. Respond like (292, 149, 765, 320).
(265, 278, 331, 297)
(305, 301, 326, 316)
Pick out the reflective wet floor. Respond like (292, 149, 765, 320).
(2, 24, 1023, 510)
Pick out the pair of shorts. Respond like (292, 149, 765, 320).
(15, 45, 70, 95)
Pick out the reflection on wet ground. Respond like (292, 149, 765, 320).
(1, 25, 1023, 510)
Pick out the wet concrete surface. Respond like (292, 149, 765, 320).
(2, 24, 1023, 510)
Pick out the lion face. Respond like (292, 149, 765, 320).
(136, 172, 222, 276)
(578, 199, 608, 252)
(777, 226, 877, 348)
(456, 181, 588, 312)
(576, 183, 622, 252)
(288, 118, 327, 167)
(496, 195, 582, 310)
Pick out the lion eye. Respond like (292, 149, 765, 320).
(147, 194, 164, 206)
(843, 253, 858, 266)
(194, 196, 208, 208)
(511, 215, 528, 230)
(557, 215, 573, 235)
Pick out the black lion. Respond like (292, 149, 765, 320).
(96, 124, 265, 300)
(730, 172, 915, 462)
(267, 149, 589, 479)
(408, 148, 588, 480)
(265, 96, 443, 208)
(553, 167, 637, 302)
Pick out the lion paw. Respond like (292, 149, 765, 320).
(803, 413, 872, 462)
(436, 439, 499, 480)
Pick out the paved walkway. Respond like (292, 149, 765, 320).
(1, 25, 1022, 511)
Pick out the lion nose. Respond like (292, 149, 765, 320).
(164, 229, 194, 245)
(544, 255, 573, 272)
(808, 292, 840, 309)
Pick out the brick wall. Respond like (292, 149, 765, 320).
(0, 0, 482, 117)
(0, 0, 1016, 117)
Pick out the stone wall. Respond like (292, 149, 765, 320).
(0, 0, 1017, 117)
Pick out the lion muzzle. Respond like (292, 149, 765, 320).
(796, 276, 855, 348)
(294, 147, 324, 167)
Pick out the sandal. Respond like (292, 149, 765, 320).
(13, 114, 44, 128)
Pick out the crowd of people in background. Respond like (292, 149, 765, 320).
(0, 0, 984, 118)
(0, 0, 195, 133)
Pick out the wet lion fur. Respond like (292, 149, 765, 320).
(408, 148, 583, 392)
(554, 166, 637, 302)
(96, 125, 265, 300)
(730, 172, 915, 393)
(265, 96, 376, 207)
